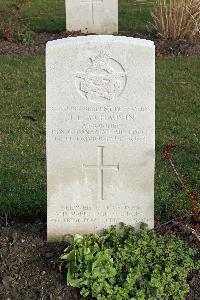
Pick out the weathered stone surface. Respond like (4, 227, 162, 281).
(46, 36, 155, 240)
(65, 0, 118, 34)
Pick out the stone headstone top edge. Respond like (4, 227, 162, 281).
(46, 36, 155, 48)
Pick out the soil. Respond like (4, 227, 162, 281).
(0, 219, 90, 300)
(0, 216, 199, 300)
(0, 31, 200, 56)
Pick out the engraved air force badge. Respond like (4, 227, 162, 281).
(75, 51, 127, 104)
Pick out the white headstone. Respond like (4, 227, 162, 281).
(65, 0, 118, 34)
(46, 36, 155, 240)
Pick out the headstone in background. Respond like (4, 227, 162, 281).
(65, 0, 118, 34)
(46, 36, 155, 240)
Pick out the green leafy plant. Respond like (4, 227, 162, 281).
(61, 224, 199, 300)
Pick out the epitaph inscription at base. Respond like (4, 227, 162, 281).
(46, 36, 155, 240)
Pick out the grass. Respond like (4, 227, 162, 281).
(0, 0, 153, 33)
(0, 0, 199, 220)
(151, 0, 200, 40)
(0, 55, 199, 219)
(0, 55, 46, 216)
(156, 58, 200, 218)
(119, 0, 153, 32)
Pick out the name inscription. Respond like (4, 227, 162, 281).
(48, 105, 153, 144)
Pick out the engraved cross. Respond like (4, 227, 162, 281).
(81, 0, 103, 24)
(83, 146, 119, 201)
